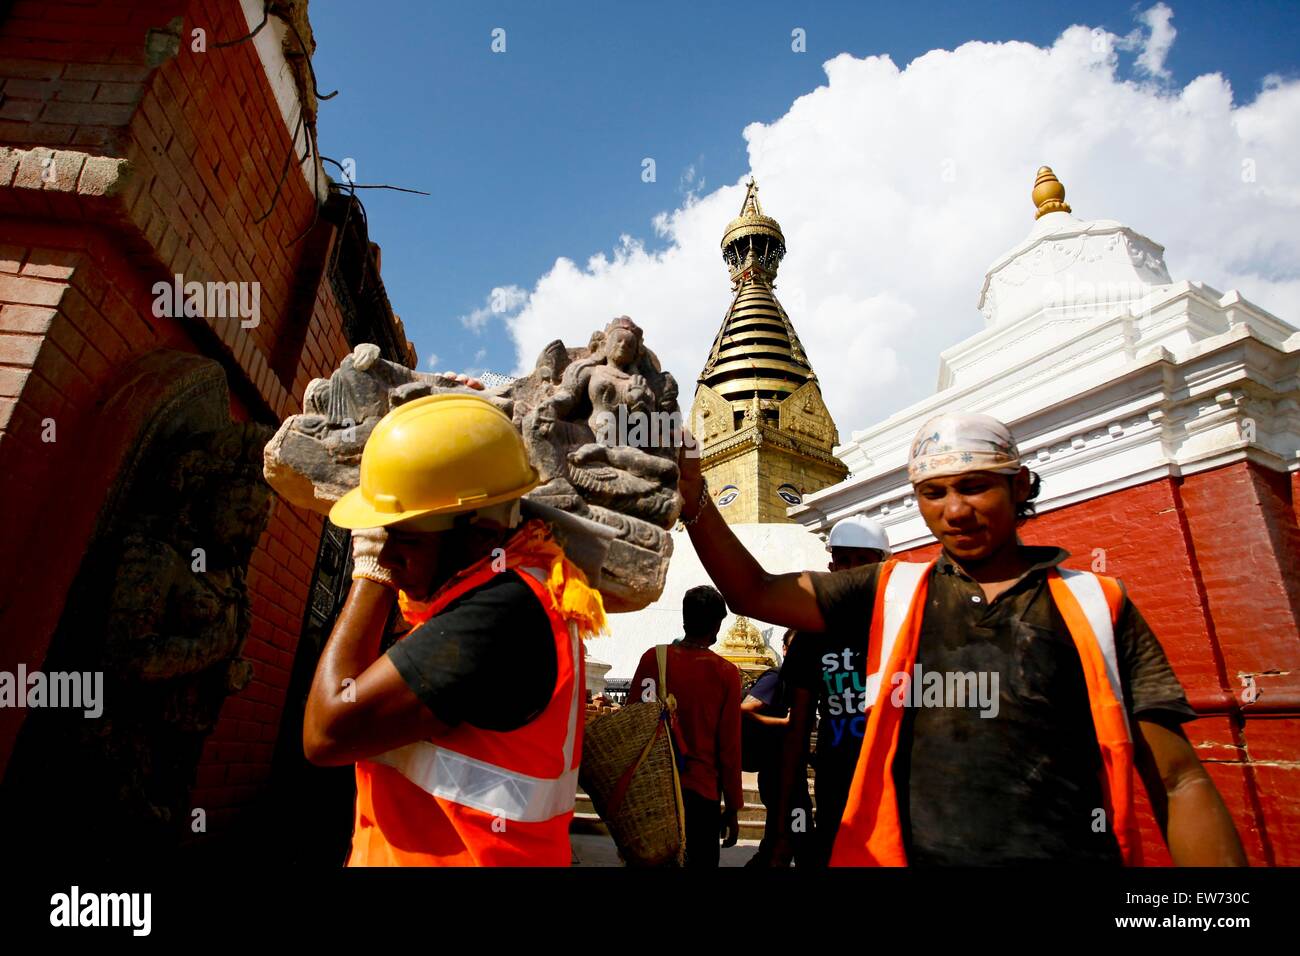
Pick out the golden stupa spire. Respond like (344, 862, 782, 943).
(689, 178, 849, 524)
(739, 178, 763, 217)
(1032, 166, 1072, 219)
(721, 179, 785, 277)
(700, 180, 811, 394)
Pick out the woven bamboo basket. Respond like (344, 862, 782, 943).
(580, 698, 685, 867)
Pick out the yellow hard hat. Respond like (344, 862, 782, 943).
(329, 393, 541, 530)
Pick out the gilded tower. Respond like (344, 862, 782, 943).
(690, 181, 847, 524)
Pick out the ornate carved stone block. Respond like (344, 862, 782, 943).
(263, 319, 682, 611)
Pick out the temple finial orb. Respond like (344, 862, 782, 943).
(1032, 165, 1072, 219)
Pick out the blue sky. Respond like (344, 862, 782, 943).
(308, 1, 1300, 391)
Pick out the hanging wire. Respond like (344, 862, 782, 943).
(348, 184, 431, 195)
(286, 118, 323, 244)
(320, 155, 358, 274)
(252, 107, 307, 225)
(275, 4, 338, 101)
(213, 0, 271, 48)
(210, 8, 424, 246)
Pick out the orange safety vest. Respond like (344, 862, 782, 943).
(347, 520, 605, 867)
(830, 558, 1142, 867)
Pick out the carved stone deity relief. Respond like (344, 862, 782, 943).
(2, 352, 274, 859)
(263, 317, 682, 611)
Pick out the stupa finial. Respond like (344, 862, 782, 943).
(1032, 165, 1072, 219)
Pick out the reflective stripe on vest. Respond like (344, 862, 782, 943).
(368, 743, 580, 823)
(367, 564, 580, 824)
(863, 561, 931, 707)
(519, 566, 582, 773)
(1055, 567, 1129, 736)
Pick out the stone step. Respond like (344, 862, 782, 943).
(572, 812, 767, 843)
(739, 820, 766, 840)
(572, 812, 609, 836)
(577, 789, 814, 815)
(575, 794, 768, 819)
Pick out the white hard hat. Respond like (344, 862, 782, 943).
(827, 515, 891, 555)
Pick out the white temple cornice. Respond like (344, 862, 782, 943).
(797, 324, 1300, 550)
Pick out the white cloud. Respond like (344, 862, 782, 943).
(496, 5, 1300, 436)
(425, 352, 441, 370)
(1133, 3, 1177, 79)
(459, 285, 528, 332)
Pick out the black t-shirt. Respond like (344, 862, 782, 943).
(798, 547, 1195, 866)
(386, 571, 557, 732)
(743, 668, 788, 770)
(783, 630, 868, 789)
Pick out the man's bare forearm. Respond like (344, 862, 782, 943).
(684, 493, 768, 613)
(1166, 775, 1248, 866)
(744, 711, 791, 728)
(303, 580, 394, 759)
(683, 490, 824, 631)
(1136, 717, 1247, 866)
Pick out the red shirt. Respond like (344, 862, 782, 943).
(630, 643, 743, 813)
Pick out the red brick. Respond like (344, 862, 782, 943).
(0, 148, 19, 188)
(0, 244, 23, 273)
(0, 120, 77, 147)
(193, 764, 226, 789)
(44, 306, 93, 364)
(92, 81, 143, 105)
(241, 637, 277, 668)
(62, 62, 151, 83)
(0, 273, 65, 307)
(0, 58, 63, 81)
(0, 332, 43, 366)
(31, 335, 91, 394)
(0, 99, 43, 123)
(0, 366, 30, 398)
(39, 100, 136, 127)
(50, 79, 97, 103)
(0, 303, 57, 334)
(69, 125, 114, 149)
(0, 37, 90, 61)
(41, 149, 87, 193)
(13, 148, 54, 190)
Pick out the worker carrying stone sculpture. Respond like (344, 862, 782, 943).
(676, 411, 1246, 866)
(303, 388, 606, 866)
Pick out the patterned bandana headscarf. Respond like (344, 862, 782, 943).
(907, 412, 1021, 485)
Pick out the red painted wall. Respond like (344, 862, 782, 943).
(0, 0, 404, 836)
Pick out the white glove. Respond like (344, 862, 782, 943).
(351, 527, 396, 591)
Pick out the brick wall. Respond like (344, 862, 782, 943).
(0, 0, 409, 837)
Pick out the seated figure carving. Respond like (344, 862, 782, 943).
(263, 318, 682, 611)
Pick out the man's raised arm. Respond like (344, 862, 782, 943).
(677, 435, 825, 633)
